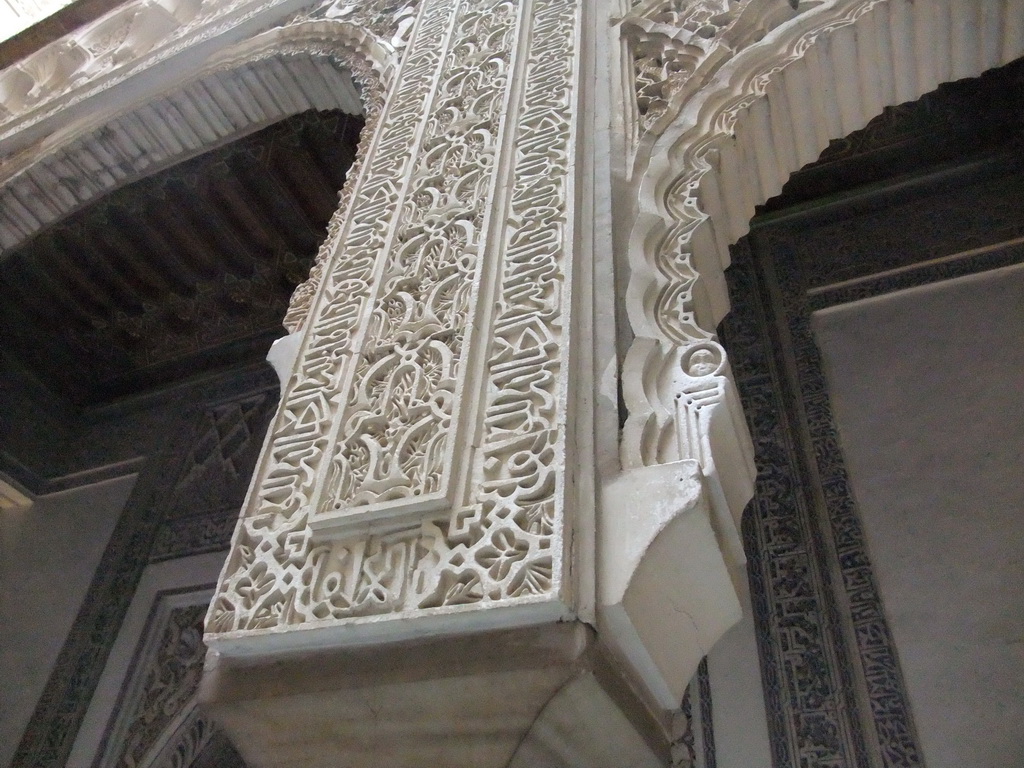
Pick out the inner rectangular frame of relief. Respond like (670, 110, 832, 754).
(304, 0, 537, 543)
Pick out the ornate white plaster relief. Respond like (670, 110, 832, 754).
(622, 0, 1024, 477)
(601, 0, 1024, 710)
(0, 17, 394, 254)
(206, 0, 583, 651)
(619, 0, 812, 154)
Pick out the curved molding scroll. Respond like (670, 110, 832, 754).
(621, 0, 1024, 497)
(605, 0, 1024, 706)
(0, 18, 394, 256)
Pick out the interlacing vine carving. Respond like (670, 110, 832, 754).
(315, 0, 517, 515)
(208, 0, 578, 634)
(210, 0, 450, 626)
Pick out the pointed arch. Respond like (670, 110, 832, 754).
(621, 0, 1024, 519)
(0, 18, 394, 255)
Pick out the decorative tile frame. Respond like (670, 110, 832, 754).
(11, 369, 278, 768)
(720, 156, 1024, 767)
(91, 589, 213, 768)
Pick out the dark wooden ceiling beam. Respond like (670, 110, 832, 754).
(105, 205, 201, 293)
(92, 222, 179, 299)
(209, 173, 288, 257)
(227, 154, 318, 255)
(58, 227, 145, 313)
(0, 108, 363, 406)
(268, 145, 340, 225)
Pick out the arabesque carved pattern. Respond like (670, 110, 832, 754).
(314, 0, 519, 518)
(450, 0, 576, 608)
(621, 0, 810, 142)
(209, 0, 453, 631)
(307, 0, 421, 48)
(208, 0, 578, 634)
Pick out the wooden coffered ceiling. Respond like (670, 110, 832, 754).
(0, 108, 363, 406)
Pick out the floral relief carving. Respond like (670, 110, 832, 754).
(283, 62, 386, 334)
(620, 0, 811, 146)
(207, 0, 579, 637)
(311, 0, 518, 521)
(621, 0, 900, 481)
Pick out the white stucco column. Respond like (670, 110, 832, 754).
(200, 0, 676, 764)
(196, 0, 768, 760)
(206, 0, 585, 653)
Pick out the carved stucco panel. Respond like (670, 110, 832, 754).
(309, 0, 521, 527)
(207, 0, 580, 642)
(620, 0, 812, 155)
(208, 0, 455, 634)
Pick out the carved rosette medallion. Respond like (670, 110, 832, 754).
(207, 0, 580, 641)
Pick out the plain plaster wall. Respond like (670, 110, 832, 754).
(705, 566, 772, 768)
(812, 263, 1024, 767)
(0, 474, 135, 767)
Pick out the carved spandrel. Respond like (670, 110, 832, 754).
(620, 0, 809, 153)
